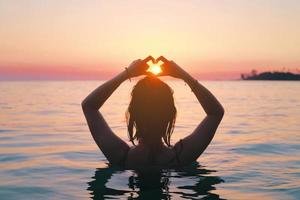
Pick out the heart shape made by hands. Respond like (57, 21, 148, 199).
(146, 59, 164, 75)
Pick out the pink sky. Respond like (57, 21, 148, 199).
(1, 0, 300, 80)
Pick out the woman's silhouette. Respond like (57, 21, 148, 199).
(82, 56, 224, 169)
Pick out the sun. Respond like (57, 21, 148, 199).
(146, 60, 163, 75)
(147, 65, 162, 75)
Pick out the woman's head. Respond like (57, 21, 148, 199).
(126, 76, 177, 146)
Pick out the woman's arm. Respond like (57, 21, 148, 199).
(82, 56, 154, 165)
(157, 56, 224, 164)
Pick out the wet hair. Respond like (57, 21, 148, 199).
(126, 76, 177, 147)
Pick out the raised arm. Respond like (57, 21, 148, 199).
(157, 56, 224, 164)
(82, 56, 154, 165)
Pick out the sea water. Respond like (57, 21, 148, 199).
(0, 80, 299, 199)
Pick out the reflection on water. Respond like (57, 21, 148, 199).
(87, 163, 224, 199)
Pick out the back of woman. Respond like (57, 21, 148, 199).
(82, 56, 224, 169)
(125, 145, 179, 169)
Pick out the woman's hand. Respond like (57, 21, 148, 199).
(156, 56, 188, 79)
(126, 56, 155, 78)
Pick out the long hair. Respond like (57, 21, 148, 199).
(126, 76, 177, 148)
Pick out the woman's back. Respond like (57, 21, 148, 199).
(125, 144, 180, 169)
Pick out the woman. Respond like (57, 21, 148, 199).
(82, 56, 224, 169)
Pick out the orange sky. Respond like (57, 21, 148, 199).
(1, 0, 300, 80)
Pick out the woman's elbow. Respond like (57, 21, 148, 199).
(209, 105, 224, 120)
(81, 98, 91, 111)
(219, 106, 225, 117)
(216, 106, 225, 121)
(216, 104, 225, 118)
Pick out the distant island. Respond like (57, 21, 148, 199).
(241, 70, 300, 80)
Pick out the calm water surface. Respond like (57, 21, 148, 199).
(0, 80, 299, 200)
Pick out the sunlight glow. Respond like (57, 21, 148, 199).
(147, 65, 162, 75)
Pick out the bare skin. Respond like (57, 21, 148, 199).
(82, 56, 224, 168)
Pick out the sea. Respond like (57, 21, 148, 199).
(0, 80, 299, 200)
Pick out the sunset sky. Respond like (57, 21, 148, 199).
(1, 0, 300, 80)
